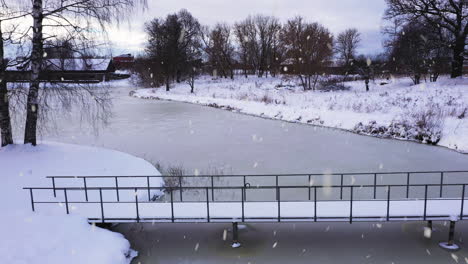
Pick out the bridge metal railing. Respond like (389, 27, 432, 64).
(45, 171, 468, 202)
(24, 182, 468, 224)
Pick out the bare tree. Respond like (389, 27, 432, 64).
(385, 0, 467, 78)
(145, 9, 201, 91)
(24, 0, 146, 146)
(146, 15, 180, 91)
(281, 17, 334, 91)
(389, 19, 451, 84)
(234, 17, 256, 77)
(255, 15, 281, 77)
(234, 15, 282, 77)
(202, 23, 235, 79)
(336, 28, 361, 79)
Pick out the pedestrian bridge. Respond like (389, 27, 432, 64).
(24, 171, 468, 249)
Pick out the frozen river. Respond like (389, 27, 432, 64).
(42, 83, 468, 264)
(44, 83, 468, 175)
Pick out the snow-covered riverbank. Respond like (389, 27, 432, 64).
(132, 76, 468, 153)
(0, 142, 161, 264)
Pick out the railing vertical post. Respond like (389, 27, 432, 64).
(314, 186, 317, 222)
(373, 174, 377, 199)
(29, 189, 35, 212)
(243, 176, 247, 201)
(51, 177, 56, 197)
(170, 188, 174, 223)
(340, 174, 344, 200)
(406, 173, 410, 198)
(350, 186, 353, 224)
(179, 177, 183, 202)
(386, 186, 391, 221)
(64, 189, 69, 215)
(115, 177, 120, 202)
(440, 172, 444, 198)
(277, 186, 281, 222)
(99, 188, 104, 223)
(276, 176, 279, 201)
(424, 185, 428, 221)
(241, 188, 245, 222)
(308, 175, 311, 200)
(147, 176, 151, 201)
(211, 176, 215, 201)
(461, 185, 465, 220)
(206, 187, 210, 223)
(83, 178, 88, 202)
(135, 188, 140, 223)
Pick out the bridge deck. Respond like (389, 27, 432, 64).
(32, 199, 466, 223)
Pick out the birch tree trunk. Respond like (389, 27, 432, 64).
(24, 0, 43, 146)
(0, 21, 13, 147)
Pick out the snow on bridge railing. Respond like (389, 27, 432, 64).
(23, 182, 468, 224)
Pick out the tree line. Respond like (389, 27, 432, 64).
(138, 1, 466, 92)
(139, 11, 341, 91)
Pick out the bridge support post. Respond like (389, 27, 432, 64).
(232, 222, 241, 248)
(439, 221, 460, 251)
(427, 220, 433, 231)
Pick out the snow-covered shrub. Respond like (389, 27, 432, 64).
(318, 77, 350, 92)
(409, 104, 444, 143)
(153, 162, 187, 190)
(258, 93, 274, 104)
(236, 93, 250, 101)
(354, 106, 443, 145)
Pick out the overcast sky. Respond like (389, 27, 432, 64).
(107, 0, 388, 56)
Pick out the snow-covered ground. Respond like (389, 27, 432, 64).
(132, 75, 468, 153)
(0, 142, 161, 264)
